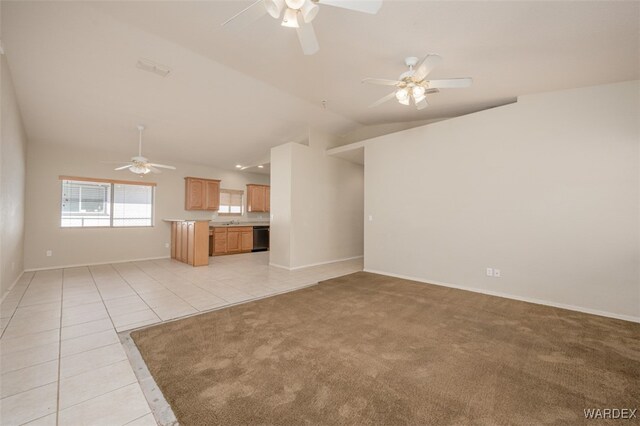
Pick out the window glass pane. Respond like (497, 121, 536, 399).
(219, 189, 243, 216)
(112, 184, 153, 227)
(61, 180, 111, 227)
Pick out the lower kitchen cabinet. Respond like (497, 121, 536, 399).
(170, 220, 209, 266)
(212, 227, 253, 256)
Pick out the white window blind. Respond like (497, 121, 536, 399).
(219, 189, 243, 216)
(60, 177, 155, 228)
(61, 180, 111, 227)
(112, 184, 153, 227)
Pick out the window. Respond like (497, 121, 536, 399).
(218, 189, 243, 216)
(60, 176, 155, 227)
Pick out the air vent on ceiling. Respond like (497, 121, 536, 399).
(136, 58, 171, 77)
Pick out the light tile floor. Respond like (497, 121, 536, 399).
(0, 252, 363, 425)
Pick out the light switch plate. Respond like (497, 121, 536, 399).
(486, 267, 493, 277)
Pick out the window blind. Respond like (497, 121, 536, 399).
(112, 184, 153, 227)
(219, 189, 243, 215)
(60, 177, 155, 228)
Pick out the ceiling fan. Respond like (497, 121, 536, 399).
(222, 0, 383, 55)
(107, 125, 176, 175)
(363, 54, 472, 110)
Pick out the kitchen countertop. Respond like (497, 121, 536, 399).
(163, 219, 269, 227)
(209, 222, 270, 228)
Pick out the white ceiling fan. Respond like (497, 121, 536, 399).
(222, 0, 383, 55)
(107, 125, 176, 175)
(363, 54, 473, 110)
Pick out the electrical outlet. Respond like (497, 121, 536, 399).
(164, 243, 170, 248)
(368, 215, 373, 222)
(46, 250, 52, 257)
(494, 269, 501, 278)
(486, 267, 493, 277)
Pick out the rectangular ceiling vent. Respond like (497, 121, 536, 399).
(136, 58, 171, 78)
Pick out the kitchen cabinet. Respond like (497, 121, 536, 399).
(185, 177, 220, 211)
(170, 220, 209, 266)
(246, 184, 270, 213)
(212, 226, 253, 256)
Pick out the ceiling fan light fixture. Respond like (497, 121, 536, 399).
(301, 1, 319, 22)
(285, 0, 305, 9)
(398, 98, 410, 106)
(130, 165, 150, 174)
(412, 86, 426, 98)
(265, 0, 285, 18)
(281, 8, 300, 28)
(395, 88, 409, 102)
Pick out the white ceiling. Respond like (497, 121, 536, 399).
(3, 1, 639, 171)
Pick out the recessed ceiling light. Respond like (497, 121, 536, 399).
(235, 164, 242, 168)
(258, 165, 264, 168)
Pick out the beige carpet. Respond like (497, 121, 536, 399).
(131, 272, 640, 425)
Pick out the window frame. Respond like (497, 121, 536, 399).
(59, 176, 156, 229)
(217, 188, 244, 217)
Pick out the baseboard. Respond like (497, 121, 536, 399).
(363, 268, 640, 324)
(24, 256, 171, 272)
(270, 255, 363, 271)
(0, 270, 25, 304)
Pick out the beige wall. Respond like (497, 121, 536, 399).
(270, 142, 364, 269)
(364, 81, 640, 321)
(24, 142, 268, 270)
(1, 55, 28, 298)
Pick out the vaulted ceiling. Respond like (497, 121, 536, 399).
(3, 1, 638, 171)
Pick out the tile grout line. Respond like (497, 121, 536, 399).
(55, 269, 65, 426)
(87, 266, 127, 336)
(0, 273, 36, 340)
(106, 264, 163, 322)
(116, 262, 204, 313)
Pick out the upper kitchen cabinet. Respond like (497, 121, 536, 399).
(185, 177, 220, 211)
(246, 184, 270, 212)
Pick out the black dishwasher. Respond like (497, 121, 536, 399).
(252, 226, 270, 252)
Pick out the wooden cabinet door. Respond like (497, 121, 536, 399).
(187, 222, 195, 265)
(193, 222, 209, 266)
(175, 222, 182, 261)
(205, 180, 220, 211)
(214, 229, 227, 255)
(227, 229, 241, 253)
(241, 231, 253, 252)
(247, 185, 266, 212)
(265, 186, 270, 212)
(180, 222, 189, 262)
(171, 222, 177, 259)
(186, 178, 205, 210)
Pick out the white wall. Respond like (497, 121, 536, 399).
(24, 142, 269, 270)
(1, 55, 28, 298)
(270, 142, 364, 269)
(364, 81, 640, 321)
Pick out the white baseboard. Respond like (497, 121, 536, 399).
(270, 255, 363, 271)
(1, 270, 25, 304)
(24, 256, 171, 272)
(363, 268, 640, 324)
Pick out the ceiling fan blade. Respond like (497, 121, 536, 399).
(114, 165, 132, 171)
(368, 91, 397, 108)
(427, 78, 473, 89)
(362, 78, 401, 86)
(222, 0, 267, 28)
(148, 163, 176, 170)
(101, 160, 133, 165)
(415, 98, 428, 110)
(413, 54, 443, 81)
(296, 21, 319, 55)
(318, 0, 382, 14)
(148, 166, 162, 174)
